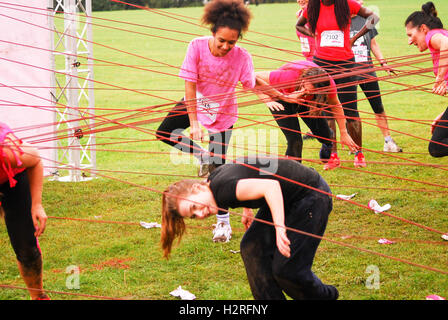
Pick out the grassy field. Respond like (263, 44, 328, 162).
(1, 0, 448, 300)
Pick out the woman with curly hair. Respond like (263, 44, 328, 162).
(156, 0, 287, 243)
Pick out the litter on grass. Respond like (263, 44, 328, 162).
(170, 286, 196, 300)
(378, 238, 395, 245)
(368, 199, 391, 214)
(140, 221, 161, 229)
(336, 193, 357, 200)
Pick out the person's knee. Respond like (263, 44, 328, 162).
(428, 142, 448, 158)
(155, 125, 171, 142)
(240, 236, 256, 260)
(344, 108, 360, 121)
(16, 246, 42, 272)
(285, 139, 303, 160)
(272, 263, 310, 288)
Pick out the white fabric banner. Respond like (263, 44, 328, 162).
(0, 0, 55, 175)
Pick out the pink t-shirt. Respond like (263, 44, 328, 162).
(296, 9, 316, 61)
(269, 60, 338, 99)
(303, 0, 361, 61)
(179, 36, 255, 133)
(426, 29, 448, 81)
(0, 122, 25, 187)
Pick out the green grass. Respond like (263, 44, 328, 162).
(1, 0, 448, 300)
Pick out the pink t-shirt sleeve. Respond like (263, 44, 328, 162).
(270, 61, 338, 98)
(269, 70, 300, 94)
(239, 51, 256, 89)
(425, 29, 448, 80)
(303, 7, 308, 19)
(179, 40, 199, 83)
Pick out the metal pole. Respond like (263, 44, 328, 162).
(65, 0, 81, 182)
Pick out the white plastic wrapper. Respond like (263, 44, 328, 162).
(170, 286, 196, 300)
(368, 199, 391, 214)
(140, 221, 162, 229)
(336, 193, 357, 200)
(378, 238, 395, 245)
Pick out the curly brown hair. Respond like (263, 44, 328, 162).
(301, 67, 331, 109)
(201, 0, 252, 37)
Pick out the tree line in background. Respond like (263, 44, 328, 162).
(92, 0, 296, 11)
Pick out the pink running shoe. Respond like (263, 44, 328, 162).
(323, 153, 341, 170)
(354, 152, 367, 168)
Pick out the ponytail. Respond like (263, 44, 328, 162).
(405, 1, 443, 30)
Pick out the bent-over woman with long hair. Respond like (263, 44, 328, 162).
(160, 157, 338, 300)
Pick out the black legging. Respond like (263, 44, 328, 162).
(240, 176, 338, 300)
(313, 57, 359, 119)
(156, 100, 233, 166)
(270, 100, 333, 161)
(355, 67, 384, 114)
(0, 170, 41, 267)
(429, 107, 448, 158)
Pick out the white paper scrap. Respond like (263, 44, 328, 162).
(368, 199, 391, 214)
(426, 294, 446, 300)
(140, 221, 161, 229)
(378, 238, 395, 245)
(442, 234, 448, 241)
(336, 193, 357, 200)
(170, 286, 196, 300)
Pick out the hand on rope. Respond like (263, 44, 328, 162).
(432, 78, 447, 96)
(380, 61, 397, 76)
(190, 122, 205, 142)
(265, 101, 285, 112)
(31, 203, 47, 237)
(241, 207, 254, 230)
(339, 131, 360, 154)
(280, 88, 310, 104)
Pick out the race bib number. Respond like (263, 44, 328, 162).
(320, 30, 344, 48)
(300, 37, 310, 53)
(196, 91, 219, 123)
(352, 37, 368, 62)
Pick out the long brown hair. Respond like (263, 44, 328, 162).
(160, 179, 207, 259)
(307, 0, 350, 35)
(301, 67, 331, 109)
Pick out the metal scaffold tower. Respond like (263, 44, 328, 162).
(48, 0, 96, 181)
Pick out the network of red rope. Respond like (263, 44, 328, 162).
(0, 0, 447, 300)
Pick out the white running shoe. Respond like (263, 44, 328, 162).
(198, 162, 210, 178)
(383, 139, 403, 152)
(212, 222, 232, 243)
